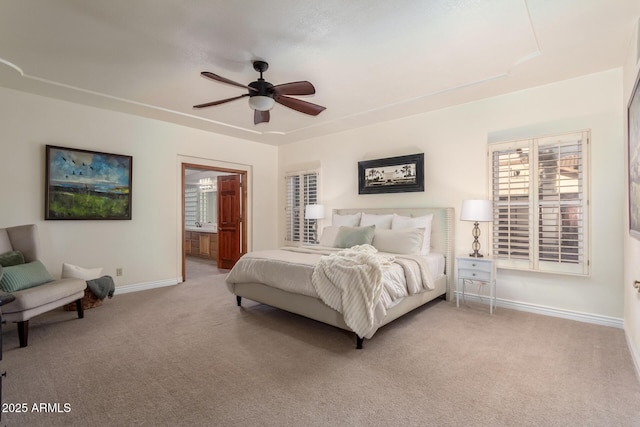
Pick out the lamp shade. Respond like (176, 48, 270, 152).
(460, 199, 493, 222)
(305, 204, 325, 220)
(248, 96, 275, 111)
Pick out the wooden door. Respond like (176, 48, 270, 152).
(217, 174, 242, 269)
(184, 231, 192, 255)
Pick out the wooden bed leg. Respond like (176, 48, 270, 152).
(356, 335, 364, 350)
(236, 296, 242, 306)
(17, 321, 29, 348)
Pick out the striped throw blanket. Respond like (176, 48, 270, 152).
(312, 245, 396, 338)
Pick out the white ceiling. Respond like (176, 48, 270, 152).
(1, 0, 638, 146)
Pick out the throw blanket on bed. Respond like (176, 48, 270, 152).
(312, 245, 393, 337)
(312, 245, 395, 339)
(226, 245, 436, 339)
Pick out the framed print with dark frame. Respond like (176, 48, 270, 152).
(45, 145, 133, 220)
(358, 153, 424, 195)
(629, 69, 640, 240)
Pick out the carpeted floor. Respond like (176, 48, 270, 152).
(1, 259, 639, 426)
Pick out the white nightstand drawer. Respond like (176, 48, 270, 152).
(458, 269, 492, 281)
(457, 259, 492, 273)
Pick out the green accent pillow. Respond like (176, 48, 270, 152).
(333, 225, 376, 248)
(0, 261, 54, 293)
(0, 250, 25, 267)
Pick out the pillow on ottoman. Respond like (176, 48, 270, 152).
(61, 263, 103, 280)
(0, 261, 54, 293)
(0, 250, 25, 267)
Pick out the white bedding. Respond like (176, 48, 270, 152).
(381, 252, 444, 308)
(225, 245, 444, 338)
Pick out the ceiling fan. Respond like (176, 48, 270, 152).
(193, 60, 326, 125)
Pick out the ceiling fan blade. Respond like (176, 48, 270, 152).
(193, 94, 248, 109)
(254, 109, 270, 125)
(272, 81, 316, 96)
(274, 95, 326, 116)
(200, 72, 257, 91)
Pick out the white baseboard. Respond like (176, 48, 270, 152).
(113, 278, 181, 295)
(456, 292, 624, 329)
(625, 327, 640, 382)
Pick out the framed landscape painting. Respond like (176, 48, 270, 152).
(358, 153, 424, 194)
(629, 70, 640, 240)
(45, 145, 132, 220)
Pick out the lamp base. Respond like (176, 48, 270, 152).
(469, 222, 484, 258)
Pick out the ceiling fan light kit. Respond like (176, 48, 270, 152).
(248, 96, 275, 111)
(194, 60, 325, 124)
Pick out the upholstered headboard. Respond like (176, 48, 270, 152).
(334, 207, 455, 297)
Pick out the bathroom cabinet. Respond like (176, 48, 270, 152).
(185, 230, 218, 261)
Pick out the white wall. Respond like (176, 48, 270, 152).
(623, 22, 640, 375)
(279, 69, 625, 321)
(0, 87, 278, 288)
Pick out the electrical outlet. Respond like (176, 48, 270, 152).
(116, 268, 123, 276)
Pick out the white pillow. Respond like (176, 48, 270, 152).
(332, 212, 361, 227)
(360, 213, 393, 229)
(391, 213, 434, 255)
(319, 226, 341, 247)
(372, 228, 424, 254)
(61, 263, 103, 280)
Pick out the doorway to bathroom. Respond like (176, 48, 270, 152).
(182, 163, 247, 281)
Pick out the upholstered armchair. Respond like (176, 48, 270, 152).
(0, 224, 86, 347)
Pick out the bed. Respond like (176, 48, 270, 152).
(225, 207, 454, 349)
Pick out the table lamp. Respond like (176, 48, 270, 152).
(304, 204, 325, 243)
(460, 199, 493, 257)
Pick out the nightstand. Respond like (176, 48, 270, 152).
(456, 256, 496, 314)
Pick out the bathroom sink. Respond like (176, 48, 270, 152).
(186, 224, 218, 232)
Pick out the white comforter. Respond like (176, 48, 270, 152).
(225, 245, 436, 338)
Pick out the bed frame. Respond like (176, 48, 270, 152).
(229, 207, 455, 349)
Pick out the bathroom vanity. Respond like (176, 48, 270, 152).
(185, 226, 218, 261)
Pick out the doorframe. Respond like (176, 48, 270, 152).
(181, 162, 248, 281)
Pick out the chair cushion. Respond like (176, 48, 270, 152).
(4, 225, 40, 263)
(0, 261, 53, 292)
(1, 277, 87, 314)
(0, 250, 25, 267)
(0, 229, 12, 255)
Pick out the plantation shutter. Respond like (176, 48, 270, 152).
(491, 141, 531, 269)
(302, 173, 318, 244)
(285, 170, 319, 244)
(489, 131, 589, 275)
(285, 174, 301, 242)
(536, 134, 586, 273)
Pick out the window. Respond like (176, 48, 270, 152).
(184, 185, 198, 226)
(489, 131, 589, 275)
(285, 170, 319, 244)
